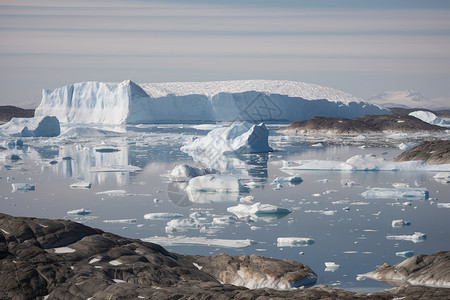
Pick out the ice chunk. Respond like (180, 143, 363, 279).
(181, 121, 273, 156)
(70, 181, 91, 189)
(185, 175, 248, 203)
(392, 219, 411, 227)
(0, 116, 60, 137)
(437, 203, 450, 208)
(396, 250, 414, 258)
(144, 213, 183, 220)
(386, 232, 426, 243)
(227, 202, 291, 221)
(362, 188, 429, 200)
(67, 208, 91, 215)
(90, 165, 141, 172)
(141, 236, 255, 248)
(433, 173, 450, 184)
(96, 190, 131, 196)
(409, 110, 450, 127)
(36, 80, 387, 125)
(272, 175, 303, 185)
(398, 143, 417, 150)
(11, 183, 35, 192)
(103, 219, 137, 224)
(165, 218, 201, 233)
(277, 237, 315, 247)
(324, 262, 340, 272)
(169, 164, 215, 182)
(212, 215, 237, 225)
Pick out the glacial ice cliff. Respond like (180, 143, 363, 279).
(35, 80, 389, 125)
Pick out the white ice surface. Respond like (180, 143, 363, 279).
(409, 110, 450, 127)
(67, 208, 91, 215)
(0, 116, 60, 137)
(103, 219, 137, 224)
(11, 183, 35, 192)
(69, 181, 91, 189)
(36, 80, 388, 125)
(386, 232, 427, 243)
(392, 219, 410, 227)
(185, 175, 248, 204)
(141, 236, 255, 248)
(277, 237, 315, 247)
(144, 213, 184, 220)
(169, 164, 215, 182)
(362, 188, 429, 200)
(227, 202, 291, 221)
(396, 251, 414, 258)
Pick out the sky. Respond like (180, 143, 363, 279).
(1, 0, 450, 108)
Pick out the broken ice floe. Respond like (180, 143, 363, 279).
(433, 173, 450, 184)
(59, 127, 123, 138)
(144, 213, 183, 220)
(141, 236, 255, 248)
(96, 190, 132, 196)
(90, 165, 141, 172)
(103, 219, 137, 224)
(67, 208, 91, 215)
(69, 181, 91, 189)
(184, 175, 248, 203)
(169, 164, 216, 182)
(277, 237, 315, 247)
(227, 202, 291, 222)
(362, 188, 429, 200)
(386, 232, 426, 243)
(11, 183, 35, 192)
(396, 250, 414, 258)
(281, 154, 450, 173)
(437, 203, 450, 208)
(324, 262, 340, 272)
(271, 175, 303, 185)
(392, 220, 411, 228)
(165, 219, 202, 233)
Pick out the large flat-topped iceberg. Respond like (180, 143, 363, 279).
(35, 80, 389, 125)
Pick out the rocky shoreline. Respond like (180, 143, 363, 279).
(1, 214, 449, 299)
(395, 140, 450, 164)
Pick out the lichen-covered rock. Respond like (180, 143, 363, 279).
(395, 140, 450, 164)
(364, 251, 450, 288)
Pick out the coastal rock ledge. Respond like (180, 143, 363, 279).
(1, 213, 449, 299)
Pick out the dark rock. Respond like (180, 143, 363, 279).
(279, 114, 446, 135)
(364, 251, 450, 288)
(1, 213, 450, 299)
(0, 105, 34, 123)
(394, 140, 450, 164)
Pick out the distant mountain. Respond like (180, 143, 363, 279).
(0, 105, 34, 123)
(367, 90, 432, 109)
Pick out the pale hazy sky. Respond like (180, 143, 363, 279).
(1, 0, 450, 108)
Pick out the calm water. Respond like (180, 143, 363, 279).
(1, 123, 449, 292)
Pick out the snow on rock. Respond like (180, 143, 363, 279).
(409, 111, 450, 127)
(51, 246, 76, 254)
(143, 213, 183, 220)
(277, 237, 315, 247)
(11, 183, 35, 192)
(0, 116, 60, 137)
(59, 127, 123, 138)
(36, 80, 388, 125)
(281, 154, 450, 173)
(362, 188, 429, 200)
(182, 121, 273, 155)
(367, 90, 432, 109)
(386, 232, 427, 243)
(169, 164, 216, 182)
(227, 203, 291, 221)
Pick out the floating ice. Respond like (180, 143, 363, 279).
(281, 154, 450, 173)
(59, 127, 123, 138)
(277, 237, 315, 247)
(144, 213, 183, 220)
(433, 173, 450, 184)
(437, 203, 450, 208)
(396, 250, 414, 258)
(398, 143, 417, 150)
(96, 190, 132, 196)
(386, 232, 426, 243)
(103, 219, 137, 224)
(69, 181, 91, 189)
(67, 208, 91, 215)
(212, 215, 237, 225)
(169, 164, 216, 182)
(392, 219, 411, 227)
(184, 175, 248, 203)
(11, 183, 35, 192)
(141, 236, 255, 248)
(227, 202, 291, 222)
(165, 218, 201, 233)
(36, 80, 387, 125)
(409, 110, 450, 127)
(0, 116, 60, 137)
(272, 175, 303, 185)
(324, 262, 340, 272)
(362, 188, 429, 200)
(90, 165, 141, 173)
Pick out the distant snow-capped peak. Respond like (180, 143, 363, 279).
(366, 90, 432, 108)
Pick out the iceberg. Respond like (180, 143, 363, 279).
(433, 173, 450, 184)
(324, 262, 340, 272)
(143, 213, 183, 220)
(35, 80, 389, 125)
(362, 188, 429, 200)
(67, 208, 91, 215)
(386, 232, 426, 243)
(185, 175, 248, 204)
(409, 110, 450, 127)
(392, 219, 411, 228)
(396, 250, 415, 258)
(0, 116, 60, 137)
(272, 175, 303, 185)
(11, 183, 35, 192)
(227, 202, 291, 221)
(277, 237, 315, 247)
(69, 181, 91, 189)
(169, 164, 216, 182)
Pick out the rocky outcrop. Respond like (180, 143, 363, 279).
(1, 213, 450, 299)
(363, 251, 450, 288)
(0, 105, 34, 123)
(395, 140, 450, 164)
(279, 114, 447, 135)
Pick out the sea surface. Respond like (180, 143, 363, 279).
(1, 123, 450, 292)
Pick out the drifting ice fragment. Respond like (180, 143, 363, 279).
(141, 236, 255, 248)
(392, 220, 411, 228)
(277, 237, 315, 247)
(103, 219, 137, 224)
(70, 181, 91, 189)
(437, 203, 450, 208)
(67, 208, 91, 215)
(272, 175, 303, 185)
(362, 188, 429, 200)
(169, 164, 216, 182)
(433, 173, 450, 184)
(144, 213, 183, 220)
(386, 232, 426, 243)
(0, 116, 60, 137)
(165, 219, 201, 233)
(324, 262, 340, 272)
(227, 202, 291, 221)
(186, 175, 248, 193)
(12, 183, 35, 192)
(396, 250, 414, 258)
